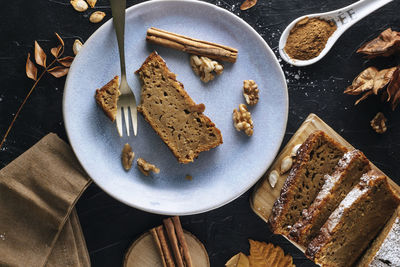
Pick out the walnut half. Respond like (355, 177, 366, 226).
(233, 104, 254, 136)
(121, 143, 135, 171)
(190, 55, 223, 83)
(370, 112, 387, 134)
(243, 80, 259, 105)
(137, 158, 160, 176)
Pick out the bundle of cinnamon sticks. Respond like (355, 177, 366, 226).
(150, 216, 193, 267)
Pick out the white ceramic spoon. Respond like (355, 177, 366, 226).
(279, 0, 393, 67)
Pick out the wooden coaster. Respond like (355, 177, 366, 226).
(250, 113, 400, 252)
(124, 230, 210, 267)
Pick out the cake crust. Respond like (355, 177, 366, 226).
(136, 52, 223, 164)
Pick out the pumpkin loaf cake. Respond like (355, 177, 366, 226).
(289, 149, 371, 246)
(269, 130, 347, 236)
(95, 76, 120, 121)
(136, 52, 223, 163)
(357, 206, 400, 267)
(306, 170, 400, 267)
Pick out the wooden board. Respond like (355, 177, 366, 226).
(124, 230, 210, 267)
(250, 113, 400, 251)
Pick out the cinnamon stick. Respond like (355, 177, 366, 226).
(146, 27, 238, 63)
(152, 226, 176, 267)
(164, 218, 185, 267)
(172, 216, 193, 267)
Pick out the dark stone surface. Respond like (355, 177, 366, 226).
(1, 0, 400, 266)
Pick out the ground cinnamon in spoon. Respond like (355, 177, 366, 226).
(284, 17, 337, 60)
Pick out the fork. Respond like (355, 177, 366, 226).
(110, 0, 137, 136)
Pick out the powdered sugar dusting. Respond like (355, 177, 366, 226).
(370, 217, 400, 267)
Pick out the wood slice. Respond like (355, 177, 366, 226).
(250, 113, 400, 251)
(124, 230, 210, 267)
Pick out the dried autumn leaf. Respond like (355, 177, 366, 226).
(344, 67, 378, 95)
(25, 53, 37, 81)
(34, 41, 47, 67)
(372, 67, 396, 95)
(240, 0, 257, 10)
(355, 90, 373, 105)
(51, 45, 63, 58)
(58, 56, 74, 67)
(386, 67, 400, 101)
(248, 240, 295, 267)
(54, 32, 65, 47)
(357, 28, 400, 58)
(48, 66, 69, 78)
(225, 252, 249, 267)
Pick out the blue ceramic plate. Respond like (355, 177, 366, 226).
(63, 0, 288, 215)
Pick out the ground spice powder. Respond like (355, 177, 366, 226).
(284, 17, 337, 60)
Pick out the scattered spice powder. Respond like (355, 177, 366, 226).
(284, 17, 337, 60)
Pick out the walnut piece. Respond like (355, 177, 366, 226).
(121, 143, 135, 171)
(243, 80, 259, 105)
(190, 55, 223, 83)
(233, 104, 254, 136)
(137, 158, 160, 176)
(370, 112, 387, 134)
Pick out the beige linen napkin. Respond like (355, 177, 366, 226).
(0, 133, 91, 267)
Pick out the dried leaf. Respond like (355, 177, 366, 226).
(89, 11, 106, 23)
(386, 67, 400, 102)
(34, 41, 47, 67)
(372, 67, 396, 95)
(86, 0, 97, 8)
(240, 0, 257, 10)
(357, 28, 400, 58)
(51, 45, 63, 58)
(344, 67, 378, 95)
(355, 91, 373, 105)
(58, 56, 74, 67)
(48, 66, 69, 78)
(248, 240, 295, 267)
(54, 32, 65, 47)
(25, 53, 37, 81)
(225, 252, 249, 267)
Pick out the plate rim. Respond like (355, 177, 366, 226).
(63, 0, 288, 215)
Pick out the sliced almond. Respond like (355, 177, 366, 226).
(86, 0, 97, 8)
(89, 11, 106, 23)
(73, 39, 83, 55)
(70, 0, 88, 12)
(280, 156, 293, 174)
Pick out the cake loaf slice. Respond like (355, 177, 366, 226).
(306, 170, 400, 267)
(356, 206, 400, 267)
(136, 52, 223, 164)
(269, 130, 347, 236)
(289, 149, 371, 246)
(95, 76, 120, 121)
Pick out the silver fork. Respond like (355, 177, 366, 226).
(110, 0, 137, 136)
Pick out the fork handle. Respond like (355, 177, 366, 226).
(110, 0, 127, 79)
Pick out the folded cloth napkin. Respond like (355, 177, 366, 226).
(0, 133, 92, 267)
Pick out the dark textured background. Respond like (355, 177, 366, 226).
(1, 0, 400, 266)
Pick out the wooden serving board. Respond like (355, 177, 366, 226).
(250, 113, 400, 251)
(124, 230, 210, 267)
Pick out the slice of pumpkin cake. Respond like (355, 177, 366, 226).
(136, 52, 223, 164)
(289, 149, 370, 246)
(306, 170, 400, 267)
(269, 130, 347, 236)
(95, 75, 120, 122)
